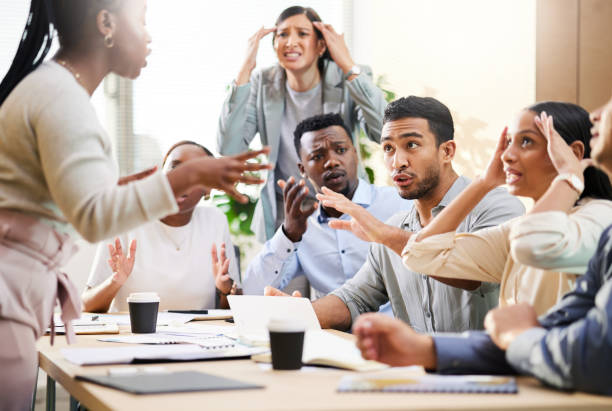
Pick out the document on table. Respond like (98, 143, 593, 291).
(93, 312, 197, 326)
(48, 313, 119, 335)
(62, 343, 269, 365)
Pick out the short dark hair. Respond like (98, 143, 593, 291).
(162, 140, 213, 166)
(293, 113, 353, 156)
(383, 96, 454, 145)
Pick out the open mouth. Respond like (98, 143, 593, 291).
(283, 51, 302, 61)
(504, 169, 522, 185)
(392, 173, 414, 187)
(323, 170, 345, 185)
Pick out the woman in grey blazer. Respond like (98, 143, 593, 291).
(217, 6, 387, 242)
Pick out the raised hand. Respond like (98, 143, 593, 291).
(107, 238, 136, 285)
(316, 187, 389, 243)
(311, 22, 355, 74)
(236, 26, 277, 85)
(279, 177, 318, 242)
(263, 286, 302, 298)
(484, 303, 540, 350)
(211, 242, 233, 295)
(535, 112, 592, 177)
(117, 166, 158, 186)
(480, 127, 508, 188)
(353, 313, 436, 368)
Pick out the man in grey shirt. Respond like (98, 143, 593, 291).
(267, 96, 524, 332)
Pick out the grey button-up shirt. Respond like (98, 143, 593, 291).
(331, 176, 525, 332)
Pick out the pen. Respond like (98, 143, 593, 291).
(167, 310, 208, 314)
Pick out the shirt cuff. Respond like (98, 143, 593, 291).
(270, 225, 300, 254)
(329, 289, 362, 325)
(505, 327, 547, 373)
(133, 171, 178, 221)
(433, 333, 475, 372)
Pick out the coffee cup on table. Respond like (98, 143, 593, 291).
(127, 292, 160, 333)
(268, 318, 305, 370)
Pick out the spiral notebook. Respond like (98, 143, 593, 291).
(338, 374, 518, 394)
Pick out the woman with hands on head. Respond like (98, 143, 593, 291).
(83, 141, 241, 313)
(218, 5, 387, 241)
(318, 101, 612, 315)
(0, 2, 266, 407)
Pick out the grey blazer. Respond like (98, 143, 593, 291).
(217, 60, 387, 241)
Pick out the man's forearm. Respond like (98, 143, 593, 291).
(81, 276, 122, 313)
(312, 295, 353, 330)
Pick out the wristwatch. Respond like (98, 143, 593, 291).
(553, 173, 584, 195)
(344, 65, 361, 80)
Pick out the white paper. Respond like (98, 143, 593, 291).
(93, 312, 196, 326)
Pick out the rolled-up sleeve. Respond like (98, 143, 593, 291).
(331, 244, 390, 324)
(401, 223, 511, 283)
(509, 201, 612, 274)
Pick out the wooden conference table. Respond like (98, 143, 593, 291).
(37, 321, 612, 411)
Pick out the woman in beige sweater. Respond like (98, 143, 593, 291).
(318, 101, 612, 316)
(0, 1, 268, 408)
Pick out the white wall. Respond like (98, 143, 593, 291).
(352, 0, 536, 182)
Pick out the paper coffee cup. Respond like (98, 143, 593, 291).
(127, 292, 160, 334)
(268, 318, 305, 370)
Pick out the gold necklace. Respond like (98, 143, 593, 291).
(159, 222, 190, 251)
(56, 59, 83, 85)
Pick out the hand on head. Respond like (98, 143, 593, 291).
(211, 242, 232, 295)
(353, 313, 436, 369)
(484, 303, 540, 350)
(479, 127, 509, 189)
(107, 238, 136, 285)
(278, 177, 318, 242)
(263, 286, 302, 298)
(311, 22, 355, 74)
(316, 187, 387, 243)
(237, 26, 276, 85)
(535, 111, 592, 177)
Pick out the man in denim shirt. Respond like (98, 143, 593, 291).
(353, 95, 612, 396)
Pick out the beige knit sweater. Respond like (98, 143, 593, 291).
(0, 61, 177, 242)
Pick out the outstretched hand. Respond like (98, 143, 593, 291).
(264, 286, 302, 298)
(211, 242, 232, 295)
(535, 111, 592, 177)
(316, 187, 389, 243)
(107, 238, 136, 285)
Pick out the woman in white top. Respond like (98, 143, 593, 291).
(318, 101, 612, 315)
(0, 1, 267, 408)
(83, 142, 240, 312)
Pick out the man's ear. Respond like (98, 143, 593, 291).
(298, 162, 306, 176)
(569, 140, 585, 160)
(440, 140, 456, 162)
(96, 9, 116, 39)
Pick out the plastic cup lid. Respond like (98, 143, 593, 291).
(126, 292, 160, 303)
(267, 317, 305, 333)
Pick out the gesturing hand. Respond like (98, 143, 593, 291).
(279, 177, 318, 242)
(117, 166, 158, 186)
(316, 187, 387, 243)
(535, 111, 592, 177)
(480, 127, 508, 189)
(263, 286, 302, 298)
(107, 238, 136, 285)
(236, 26, 276, 85)
(484, 303, 540, 350)
(211, 243, 232, 295)
(312, 22, 355, 74)
(194, 147, 272, 204)
(353, 313, 436, 368)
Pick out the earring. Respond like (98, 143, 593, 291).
(104, 33, 114, 48)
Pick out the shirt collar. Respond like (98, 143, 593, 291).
(317, 179, 371, 224)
